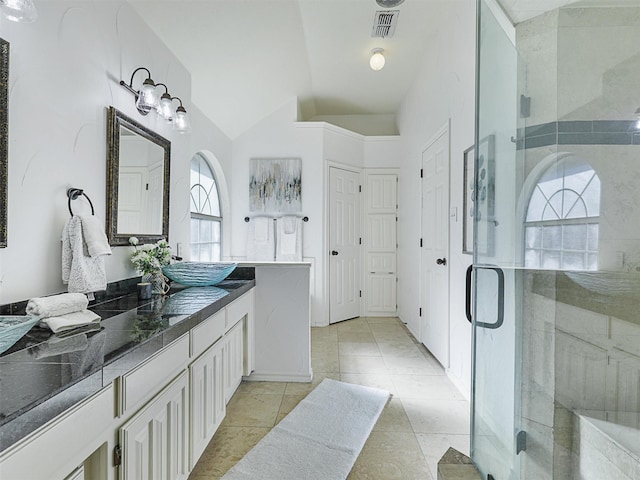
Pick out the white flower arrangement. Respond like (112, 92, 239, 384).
(129, 238, 171, 277)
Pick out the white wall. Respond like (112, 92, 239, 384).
(0, 1, 231, 303)
(396, 0, 476, 398)
(230, 101, 401, 326)
(0, 0, 476, 398)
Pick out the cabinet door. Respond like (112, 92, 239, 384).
(223, 321, 244, 404)
(119, 371, 189, 480)
(190, 341, 225, 469)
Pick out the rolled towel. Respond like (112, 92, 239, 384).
(40, 310, 101, 334)
(26, 292, 88, 318)
(80, 215, 112, 257)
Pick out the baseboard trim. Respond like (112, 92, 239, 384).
(244, 371, 313, 383)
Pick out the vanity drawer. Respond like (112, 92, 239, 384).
(226, 290, 253, 332)
(0, 385, 114, 480)
(119, 333, 189, 416)
(191, 309, 225, 358)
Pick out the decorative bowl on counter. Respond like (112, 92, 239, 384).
(0, 316, 41, 355)
(162, 262, 238, 287)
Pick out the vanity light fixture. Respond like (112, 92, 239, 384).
(119, 67, 158, 115)
(119, 67, 191, 133)
(635, 106, 640, 130)
(172, 97, 192, 134)
(369, 48, 385, 71)
(155, 83, 174, 121)
(0, 0, 37, 23)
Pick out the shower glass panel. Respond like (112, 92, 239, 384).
(474, 1, 640, 479)
(472, 1, 524, 478)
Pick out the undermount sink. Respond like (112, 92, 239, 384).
(162, 262, 237, 287)
(0, 316, 41, 355)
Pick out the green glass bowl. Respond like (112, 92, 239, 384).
(0, 316, 41, 355)
(162, 262, 237, 287)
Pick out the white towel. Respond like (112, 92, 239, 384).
(39, 310, 101, 333)
(62, 216, 107, 293)
(276, 216, 303, 262)
(247, 217, 275, 261)
(26, 292, 88, 317)
(80, 215, 112, 257)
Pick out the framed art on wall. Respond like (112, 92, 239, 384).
(462, 144, 474, 254)
(463, 135, 495, 257)
(474, 134, 496, 257)
(249, 158, 302, 213)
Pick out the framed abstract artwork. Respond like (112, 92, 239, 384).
(249, 158, 302, 213)
(462, 144, 474, 254)
(463, 135, 495, 256)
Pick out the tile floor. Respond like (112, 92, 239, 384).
(189, 316, 470, 479)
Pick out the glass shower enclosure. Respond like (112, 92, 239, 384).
(471, 1, 640, 479)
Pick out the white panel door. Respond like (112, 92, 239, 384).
(119, 371, 189, 480)
(147, 162, 164, 234)
(365, 172, 397, 315)
(329, 167, 361, 324)
(366, 274, 397, 312)
(117, 167, 146, 234)
(420, 126, 450, 366)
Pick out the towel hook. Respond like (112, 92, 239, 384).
(67, 188, 95, 217)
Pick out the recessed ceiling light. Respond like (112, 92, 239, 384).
(376, 0, 405, 8)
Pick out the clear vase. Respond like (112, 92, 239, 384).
(142, 272, 170, 295)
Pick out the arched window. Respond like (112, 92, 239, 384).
(190, 153, 222, 261)
(524, 156, 600, 271)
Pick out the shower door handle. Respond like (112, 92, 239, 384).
(467, 265, 505, 330)
(465, 265, 473, 323)
(476, 266, 505, 330)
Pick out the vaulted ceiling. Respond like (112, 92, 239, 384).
(130, 0, 612, 139)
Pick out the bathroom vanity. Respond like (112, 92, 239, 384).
(0, 278, 255, 480)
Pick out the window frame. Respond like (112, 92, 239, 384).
(523, 156, 600, 271)
(190, 153, 223, 262)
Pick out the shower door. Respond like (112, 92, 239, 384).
(470, 1, 523, 478)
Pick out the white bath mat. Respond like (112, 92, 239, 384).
(222, 378, 390, 480)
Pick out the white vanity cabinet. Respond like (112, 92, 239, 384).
(189, 340, 225, 469)
(222, 320, 244, 404)
(0, 286, 255, 480)
(119, 371, 190, 480)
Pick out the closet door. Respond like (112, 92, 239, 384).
(365, 171, 398, 315)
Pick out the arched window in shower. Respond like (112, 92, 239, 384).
(190, 152, 222, 261)
(524, 155, 600, 270)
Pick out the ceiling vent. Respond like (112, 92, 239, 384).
(371, 10, 399, 38)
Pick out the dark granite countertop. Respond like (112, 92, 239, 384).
(0, 272, 255, 452)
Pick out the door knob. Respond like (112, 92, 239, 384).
(436, 257, 447, 266)
(331, 250, 339, 256)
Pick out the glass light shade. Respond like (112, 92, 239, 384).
(174, 106, 192, 134)
(157, 93, 174, 121)
(135, 78, 158, 113)
(369, 49, 385, 71)
(0, 0, 37, 23)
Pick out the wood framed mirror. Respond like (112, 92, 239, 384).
(106, 106, 170, 246)
(0, 38, 8, 248)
